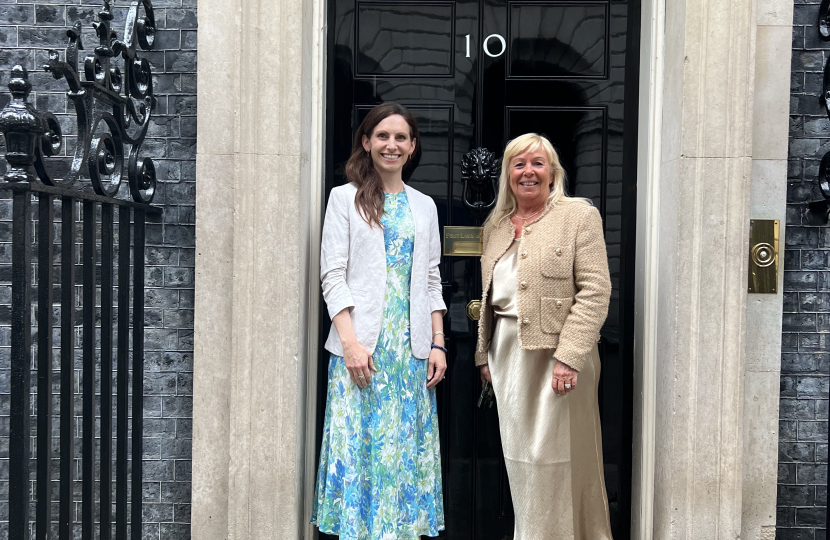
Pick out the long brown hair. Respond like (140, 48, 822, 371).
(345, 102, 422, 227)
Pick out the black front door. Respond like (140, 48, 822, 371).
(318, 0, 640, 537)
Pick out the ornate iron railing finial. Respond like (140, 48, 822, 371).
(0, 0, 158, 203)
(0, 66, 49, 183)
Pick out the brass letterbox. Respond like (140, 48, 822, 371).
(443, 226, 483, 257)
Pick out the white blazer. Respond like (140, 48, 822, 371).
(321, 182, 447, 359)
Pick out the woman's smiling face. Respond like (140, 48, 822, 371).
(362, 114, 416, 177)
(508, 146, 553, 209)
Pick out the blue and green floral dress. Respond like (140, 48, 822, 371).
(312, 191, 445, 540)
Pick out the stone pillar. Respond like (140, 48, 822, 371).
(192, 0, 325, 537)
(741, 1, 793, 539)
(651, 0, 757, 537)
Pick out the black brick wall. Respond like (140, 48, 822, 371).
(0, 1, 196, 539)
(780, 2, 830, 539)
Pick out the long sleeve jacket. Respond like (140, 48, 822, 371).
(475, 201, 611, 371)
(321, 182, 447, 359)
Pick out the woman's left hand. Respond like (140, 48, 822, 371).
(427, 348, 447, 389)
(552, 360, 578, 396)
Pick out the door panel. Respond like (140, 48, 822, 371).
(319, 0, 639, 536)
(507, 3, 609, 78)
(356, 3, 456, 76)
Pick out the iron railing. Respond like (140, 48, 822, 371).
(0, 2, 160, 539)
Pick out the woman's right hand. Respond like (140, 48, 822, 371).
(480, 365, 492, 387)
(343, 339, 376, 388)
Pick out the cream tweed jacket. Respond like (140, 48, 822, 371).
(475, 200, 611, 371)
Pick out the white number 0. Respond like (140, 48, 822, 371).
(464, 34, 506, 58)
(483, 34, 506, 57)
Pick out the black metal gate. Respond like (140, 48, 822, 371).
(0, 2, 160, 539)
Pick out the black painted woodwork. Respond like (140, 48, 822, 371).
(319, 0, 640, 537)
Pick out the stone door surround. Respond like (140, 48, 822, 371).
(192, 0, 791, 538)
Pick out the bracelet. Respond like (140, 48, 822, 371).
(432, 330, 445, 338)
(431, 344, 448, 354)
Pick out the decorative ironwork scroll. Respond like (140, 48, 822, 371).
(0, 0, 157, 203)
(461, 147, 500, 221)
(821, 0, 830, 41)
(808, 151, 830, 220)
(812, 7, 830, 223)
(816, 7, 830, 533)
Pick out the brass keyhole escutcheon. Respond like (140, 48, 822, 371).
(466, 300, 481, 321)
(751, 242, 775, 268)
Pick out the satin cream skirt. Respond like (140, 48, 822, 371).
(488, 316, 613, 540)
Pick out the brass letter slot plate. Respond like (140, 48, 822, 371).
(748, 219, 779, 294)
(443, 226, 483, 256)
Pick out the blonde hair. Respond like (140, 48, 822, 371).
(484, 133, 589, 228)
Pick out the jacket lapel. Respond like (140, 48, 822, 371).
(404, 184, 425, 252)
(351, 186, 385, 256)
(482, 219, 515, 295)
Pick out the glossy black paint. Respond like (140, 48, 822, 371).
(36, 195, 54, 540)
(0, 0, 158, 203)
(820, 0, 830, 41)
(60, 197, 76, 540)
(82, 201, 96, 540)
(101, 204, 114, 540)
(808, 153, 830, 225)
(461, 147, 499, 220)
(10, 189, 32, 540)
(320, 0, 639, 536)
(0, 1, 161, 528)
(1, 185, 154, 540)
(132, 210, 147, 540)
(117, 206, 132, 540)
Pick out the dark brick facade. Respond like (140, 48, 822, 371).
(0, 1, 196, 539)
(781, 2, 830, 538)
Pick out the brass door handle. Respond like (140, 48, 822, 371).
(466, 300, 481, 321)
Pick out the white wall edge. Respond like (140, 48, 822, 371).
(631, 0, 664, 536)
(300, 0, 328, 535)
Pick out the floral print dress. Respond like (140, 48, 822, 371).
(312, 191, 445, 540)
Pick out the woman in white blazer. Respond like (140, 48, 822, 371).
(312, 102, 447, 540)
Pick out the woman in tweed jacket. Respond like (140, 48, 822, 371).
(477, 133, 613, 539)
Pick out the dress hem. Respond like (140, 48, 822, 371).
(311, 521, 446, 538)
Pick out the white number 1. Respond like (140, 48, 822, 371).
(466, 34, 471, 58)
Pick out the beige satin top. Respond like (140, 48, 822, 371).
(491, 239, 519, 318)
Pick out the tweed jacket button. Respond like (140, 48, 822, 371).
(556, 300, 563, 307)
(520, 281, 528, 289)
(555, 248, 563, 255)
(525, 226, 532, 233)
(521, 251, 528, 258)
(522, 317, 530, 324)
